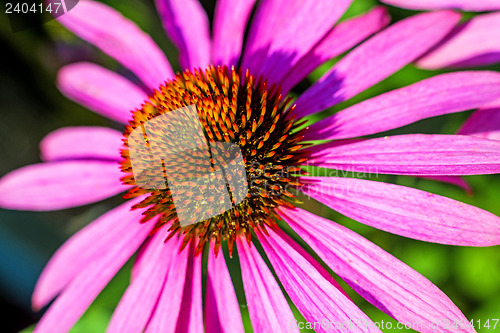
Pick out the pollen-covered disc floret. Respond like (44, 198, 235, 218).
(121, 65, 309, 255)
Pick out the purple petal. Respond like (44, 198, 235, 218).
(293, 11, 461, 118)
(281, 6, 390, 94)
(307, 134, 500, 176)
(301, 176, 500, 246)
(459, 101, 500, 140)
(40, 126, 123, 162)
(206, 242, 245, 333)
(107, 227, 174, 333)
(31, 196, 149, 309)
(58, 1, 173, 90)
(155, 0, 211, 70)
(241, 0, 352, 88)
(33, 200, 153, 333)
(0, 161, 128, 211)
(279, 206, 476, 333)
(57, 63, 147, 124)
(237, 238, 299, 333)
(305, 71, 500, 141)
(213, 0, 257, 66)
(418, 12, 500, 69)
(257, 228, 381, 333)
(381, 0, 500, 11)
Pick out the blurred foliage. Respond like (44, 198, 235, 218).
(1, 0, 500, 332)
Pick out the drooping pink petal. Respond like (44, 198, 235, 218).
(57, 1, 173, 90)
(144, 240, 202, 333)
(301, 176, 500, 246)
(279, 206, 476, 333)
(155, 0, 211, 70)
(33, 201, 154, 333)
(205, 242, 245, 333)
(40, 126, 123, 162)
(0, 161, 128, 211)
(304, 71, 500, 141)
(57, 63, 147, 124)
(213, 0, 257, 66)
(381, 0, 500, 11)
(174, 242, 203, 333)
(241, 0, 353, 88)
(31, 196, 148, 309)
(257, 228, 381, 333)
(281, 6, 390, 94)
(423, 176, 472, 194)
(417, 12, 500, 69)
(307, 134, 500, 176)
(293, 11, 461, 118)
(107, 227, 175, 333)
(237, 238, 299, 333)
(458, 101, 500, 140)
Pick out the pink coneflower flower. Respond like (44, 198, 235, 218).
(2, 1, 500, 332)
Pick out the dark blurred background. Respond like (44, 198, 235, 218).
(1, 0, 499, 332)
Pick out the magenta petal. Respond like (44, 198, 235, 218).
(241, 0, 353, 87)
(31, 197, 148, 309)
(33, 200, 153, 333)
(205, 242, 245, 333)
(237, 238, 299, 333)
(0, 161, 128, 211)
(418, 12, 500, 69)
(459, 101, 500, 140)
(279, 206, 476, 333)
(57, 63, 147, 124)
(257, 228, 380, 333)
(381, 0, 500, 11)
(107, 227, 174, 333)
(155, 0, 211, 70)
(301, 176, 500, 246)
(281, 6, 390, 94)
(58, 1, 173, 90)
(293, 11, 461, 118)
(213, 0, 257, 66)
(423, 176, 472, 193)
(40, 126, 123, 162)
(307, 134, 500, 176)
(305, 71, 500, 141)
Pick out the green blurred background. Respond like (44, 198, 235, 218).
(0, 0, 499, 332)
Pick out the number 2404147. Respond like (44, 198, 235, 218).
(5, 2, 64, 14)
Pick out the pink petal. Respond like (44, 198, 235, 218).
(381, 0, 500, 11)
(281, 6, 390, 94)
(40, 126, 123, 162)
(293, 11, 461, 118)
(417, 12, 500, 69)
(257, 228, 381, 333)
(279, 206, 476, 333)
(241, 0, 353, 88)
(423, 176, 472, 194)
(32, 196, 148, 309)
(0, 161, 128, 211)
(57, 1, 173, 90)
(145, 240, 203, 333)
(155, 0, 211, 70)
(305, 71, 500, 141)
(174, 242, 203, 333)
(57, 63, 147, 124)
(458, 101, 500, 140)
(205, 242, 245, 333)
(107, 227, 174, 333)
(237, 238, 299, 333)
(213, 0, 257, 66)
(307, 134, 500, 176)
(33, 200, 154, 333)
(301, 176, 500, 246)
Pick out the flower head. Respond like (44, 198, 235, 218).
(2, 1, 500, 332)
